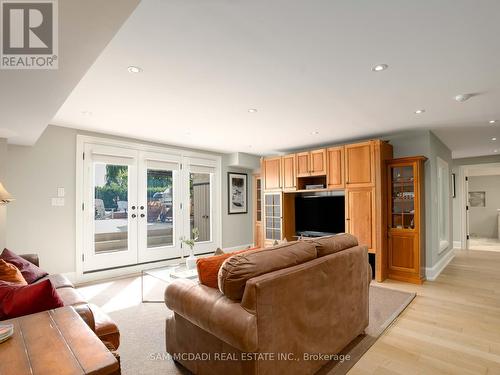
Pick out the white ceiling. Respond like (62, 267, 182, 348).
(0, 0, 140, 144)
(46, 1, 500, 157)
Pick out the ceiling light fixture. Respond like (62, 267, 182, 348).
(81, 110, 92, 116)
(311, 131, 320, 135)
(492, 137, 497, 141)
(415, 109, 425, 114)
(127, 66, 142, 73)
(454, 93, 474, 102)
(489, 120, 497, 124)
(248, 108, 258, 113)
(494, 149, 498, 153)
(372, 64, 388, 72)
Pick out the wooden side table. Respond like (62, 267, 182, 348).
(0, 306, 119, 375)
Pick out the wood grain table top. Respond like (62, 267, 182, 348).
(0, 306, 119, 375)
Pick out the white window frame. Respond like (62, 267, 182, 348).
(75, 135, 222, 283)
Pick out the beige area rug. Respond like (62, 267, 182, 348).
(77, 278, 414, 375)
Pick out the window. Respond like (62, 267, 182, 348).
(437, 157, 450, 253)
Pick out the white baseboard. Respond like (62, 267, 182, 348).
(453, 241, 462, 249)
(223, 243, 254, 253)
(425, 249, 455, 281)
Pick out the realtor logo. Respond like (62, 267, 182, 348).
(1, 0, 58, 69)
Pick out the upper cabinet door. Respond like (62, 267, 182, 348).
(327, 146, 344, 189)
(281, 154, 296, 191)
(296, 152, 310, 177)
(263, 157, 282, 190)
(309, 149, 327, 176)
(345, 141, 374, 187)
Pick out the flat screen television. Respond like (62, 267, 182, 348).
(295, 195, 345, 236)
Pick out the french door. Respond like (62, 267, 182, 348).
(82, 144, 218, 272)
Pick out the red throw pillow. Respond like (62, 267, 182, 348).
(197, 247, 260, 288)
(0, 248, 48, 284)
(0, 279, 64, 320)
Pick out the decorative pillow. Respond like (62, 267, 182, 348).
(0, 248, 48, 284)
(301, 233, 358, 257)
(218, 241, 317, 300)
(214, 248, 225, 256)
(197, 247, 260, 289)
(0, 260, 27, 285)
(0, 279, 64, 320)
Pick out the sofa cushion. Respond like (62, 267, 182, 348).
(0, 260, 27, 285)
(197, 247, 260, 289)
(218, 241, 317, 300)
(34, 274, 74, 289)
(0, 248, 48, 283)
(88, 304, 120, 350)
(0, 279, 64, 320)
(301, 233, 358, 257)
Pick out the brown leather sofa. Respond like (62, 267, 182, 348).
(21, 254, 120, 351)
(164, 234, 370, 375)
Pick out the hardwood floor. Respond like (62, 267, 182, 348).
(350, 249, 500, 375)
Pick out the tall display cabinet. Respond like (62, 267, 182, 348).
(387, 156, 426, 284)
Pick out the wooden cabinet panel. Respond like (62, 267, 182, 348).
(296, 152, 310, 177)
(281, 154, 296, 190)
(263, 157, 281, 190)
(345, 142, 374, 187)
(310, 149, 327, 176)
(327, 146, 344, 189)
(388, 233, 418, 274)
(346, 188, 375, 252)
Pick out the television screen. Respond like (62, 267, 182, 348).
(295, 195, 345, 235)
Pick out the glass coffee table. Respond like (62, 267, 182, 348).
(141, 263, 198, 303)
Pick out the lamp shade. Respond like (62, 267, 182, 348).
(0, 183, 14, 205)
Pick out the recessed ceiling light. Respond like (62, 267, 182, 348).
(415, 109, 425, 114)
(248, 108, 258, 113)
(311, 131, 320, 135)
(494, 149, 498, 153)
(372, 64, 388, 72)
(489, 120, 497, 124)
(492, 137, 497, 141)
(81, 110, 92, 116)
(127, 66, 142, 73)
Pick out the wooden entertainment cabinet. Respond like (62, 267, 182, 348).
(259, 139, 393, 282)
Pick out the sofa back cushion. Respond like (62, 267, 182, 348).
(218, 241, 317, 300)
(1, 248, 48, 283)
(0, 260, 27, 285)
(197, 247, 260, 289)
(301, 233, 358, 257)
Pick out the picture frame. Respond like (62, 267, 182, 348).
(228, 172, 248, 214)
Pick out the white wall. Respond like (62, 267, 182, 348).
(5, 126, 259, 274)
(468, 175, 500, 238)
(0, 138, 7, 249)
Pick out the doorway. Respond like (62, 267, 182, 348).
(460, 163, 500, 252)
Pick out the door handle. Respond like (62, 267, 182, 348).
(140, 214, 145, 218)
(131, 206, 136, 210)
(131, 214, 137, 218)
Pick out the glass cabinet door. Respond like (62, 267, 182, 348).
(264, 193, 281, 240)
(390, 164, 415, 229)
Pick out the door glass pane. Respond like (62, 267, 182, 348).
(94, 163, 129, 254)
(147, 169, 173, 248)
(190, 172, 212, 242)
(391, 165, 415, 229)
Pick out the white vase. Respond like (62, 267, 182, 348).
(186, 252, 197, 270)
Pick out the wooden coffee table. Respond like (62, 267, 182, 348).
(0, 306, 119, 375)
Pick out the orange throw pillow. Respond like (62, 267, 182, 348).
(197, 247, 260, 288)
(0, 260, 28, 285)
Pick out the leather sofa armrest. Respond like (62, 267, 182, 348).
(74, 304, 96, 332)
(19, 254, 39, 267)
(165, 279, 257, 352)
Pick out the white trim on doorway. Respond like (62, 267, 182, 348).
(75, 135, 222, 283)
(458, 162, 500, 250)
